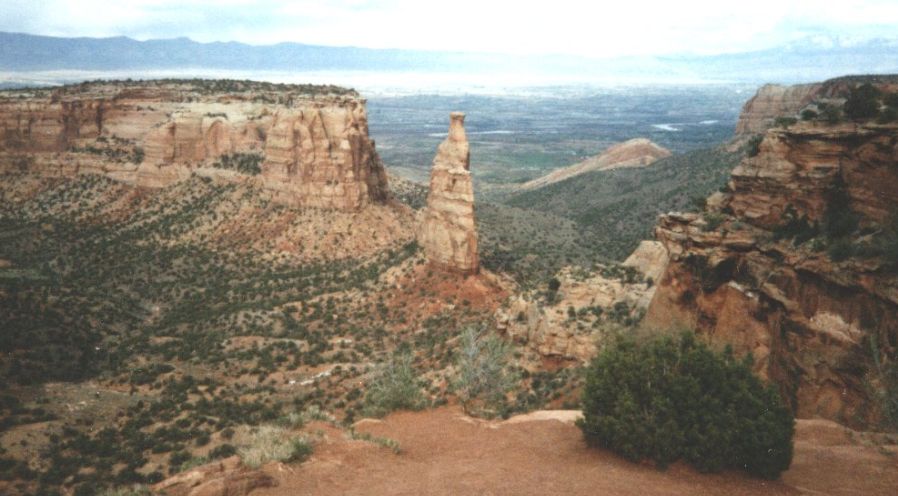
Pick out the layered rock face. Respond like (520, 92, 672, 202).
(646, 120, 898, 426)
(417, 112, 479, 274)
(734, 83, 823, 136)
(733, 75, 898, 139)
(519, 138, 671, 191)
(0, 81, 388, 210)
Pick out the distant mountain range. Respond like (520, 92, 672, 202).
(1, 31, 898, 85)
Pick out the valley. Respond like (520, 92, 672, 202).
(1, 74, 897, 496)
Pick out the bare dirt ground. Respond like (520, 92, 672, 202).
(255, 406, 898, 496)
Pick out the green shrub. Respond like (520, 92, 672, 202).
(746, 135, 763, 157)
(577, 332, 794, 479)
(800, 109, 818, 121)
(828, 238, 854, 262)
(819, 104, 842, 124)
(824, 174, 858, 240)
(774, 116, 798, 128)
(844, 83, 882, 121)
(238, 425, 312, 468)
(362, 352, 425, 418)
(452, 327, 518, 418)
(97, 486, 152, 496)
(701, 212, 725, 232)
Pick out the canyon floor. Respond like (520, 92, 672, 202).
(256, 407, 898, 496)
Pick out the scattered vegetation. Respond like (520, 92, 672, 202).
(362, 352, 426, 418)
(504, 148, 742, 262)
(578, 332, 794, 479)
(452, 327, 518, 418)
(212, 152, 264, 175)
(238, 425, 313, 468)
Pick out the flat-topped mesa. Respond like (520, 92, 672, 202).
(0, 80, 389, 211)
(417, 112, 479, 275)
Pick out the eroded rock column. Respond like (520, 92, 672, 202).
(418, 112, 479, 275)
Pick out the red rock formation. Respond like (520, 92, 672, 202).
(733, 75, 898, 140)
(417, 112, 479, 274)
(734, 83, 823, 136)
(646, 118, 898, 427)
(153, 456, 275, 496)
(0, 81, 388, 210)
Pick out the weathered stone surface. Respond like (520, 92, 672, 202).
(496, 265, 655, 362)
(732, 74, 898, 142)
(0, 81, 388, 211)
(519, 138, 671, 191)
(417, 112, 479, 274)
(622, 240, 669, 283)
(646, 116, 898, 427)
(734, 83, 822, 136)
(153, 456, 276, 496)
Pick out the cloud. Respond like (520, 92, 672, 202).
(1, 0, 897, 57)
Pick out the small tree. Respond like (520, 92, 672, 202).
(363, 352, 425, 418)
(452, 327, 518, 417)
(578, 332, 794, 479)
(844, 83, 881, 121)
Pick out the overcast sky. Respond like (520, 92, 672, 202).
(2, 0, 898, 57)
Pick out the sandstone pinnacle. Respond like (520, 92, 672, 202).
(417, 112, 479, 275)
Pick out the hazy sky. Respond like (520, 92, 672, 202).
(3, 0, 898, 57)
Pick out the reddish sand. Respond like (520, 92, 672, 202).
(253, 407, 897, 496)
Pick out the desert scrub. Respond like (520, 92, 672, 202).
(97, 486, 153, 496)
(577, 332, 794, 479)
(348, 429, 402, 454)
(362, 351, 425, 418)
(238, 425, 313, 468)
(452, 327, 518, 418)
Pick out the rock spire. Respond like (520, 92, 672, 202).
(417, 112, 479, 274)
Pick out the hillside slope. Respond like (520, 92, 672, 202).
(519, 138, 670, 191)
(505, 148, 742, 260)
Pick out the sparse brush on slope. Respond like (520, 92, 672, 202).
(452, 327, 518, 418)
(363, 351, 426, 418)
(504, 148, 741, 261)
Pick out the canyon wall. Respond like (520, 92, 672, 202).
(734, 83, 823, 136)
(733, 75, 898, 139)
(646, 119, 898, 426)
(0, 81, 388, 210)
(417, 112, 479, 275)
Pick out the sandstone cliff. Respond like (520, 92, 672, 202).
(734, 83, 822, 136)
(417, 112, 479, 274)
(733, 75, 898, 140)
(0, 80, 389, 210)
(518, 138, 671, 191)
(646, 116, 898, 426)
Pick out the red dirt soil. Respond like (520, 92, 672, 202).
(255, 407, 898, 496)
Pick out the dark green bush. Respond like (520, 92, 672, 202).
(746, 135, 763, 157)
(577, 332, 794, 479)
(800, 109, 818, 121)
(844, 83, 881, 121)
(774, 116, 798, 128)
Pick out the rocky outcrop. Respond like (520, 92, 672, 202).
(732, 75, 898, 140)
(518, 138, 671, 191)
(622, 240, 669, 284)
(734, 83, 822, 136)
(646, 119, 898, 427)
(0, 80, 388, 210)
(496, 263, 656, 362)
(417, 112, 479, 274)
(153, 456, 275, 496)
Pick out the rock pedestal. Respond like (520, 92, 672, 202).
(417, 112, 479, 275)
